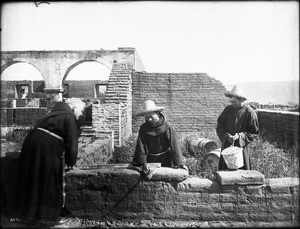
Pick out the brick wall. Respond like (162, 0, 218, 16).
(89, 63, 133, 146)
(105, 63, 132, 143)
(92, 103, 121, 146)
(257, 109, 299, 146)
(1, 108, 47, 126)
(1, 81, 45, 99)
(132, 72, 228, 134)
(1, 81, 15, 99)
(65, 80, 108, 99)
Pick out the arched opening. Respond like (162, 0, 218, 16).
(1, 62, 44, 99)
(66, 61, 110, 81)
(64, 61, 111, 126)
(63, 61, 110, 99)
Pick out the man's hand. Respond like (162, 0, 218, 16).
(142, 163, 150, 175)
(179, 165, 189, 171)
(65, 165, 74, 172)
(228, 133, 239, 144)
(233, 133, 239, 140)
(227, 135, 234, 144)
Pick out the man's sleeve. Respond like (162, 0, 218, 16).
(238, 110, 260, 147)
(168, 125, 183, 166)
(132, 129, 147, 165)
(216, 107, 230, 144)
(64, 116, 79, 167)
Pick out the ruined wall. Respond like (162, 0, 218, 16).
(1, 161, 299, 225)
(1, 108, 47, 126)
(64, 169, 299, 223)
(257, 109, 299, 146)
(1, 48, 144, 90)
(92, 103, 121, 146)
(131, 72, 228, 134)
(1, 80, 106, 100)
(102, 63, 133, 145)
(1, 80, 45, 99)
(64, 80, 107, 99)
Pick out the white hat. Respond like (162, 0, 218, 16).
(136, 100, 164, 116)
(224, 85, 247, 101)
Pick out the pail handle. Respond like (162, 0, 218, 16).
(231, 140, 235, 147)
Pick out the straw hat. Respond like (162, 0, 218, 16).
(224, 85, 247, 101)
(136, 100, 164, 116)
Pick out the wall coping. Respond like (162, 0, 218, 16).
(66, 167, 299, 192)
(216, 170, 265, 185)
(257, 109, 299, 116)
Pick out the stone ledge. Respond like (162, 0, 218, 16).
(265, 177, 299, 194)
(216, 170, 265, 185)
(149, 167, 189, 182)
(177, 176, 220, 193)
(67, 166, 189, 182)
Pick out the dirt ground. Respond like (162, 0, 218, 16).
(1, 216, 299, 228)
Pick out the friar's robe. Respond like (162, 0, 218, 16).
(216, 104, 259, 170)
(133, 114, 184, 167)
(15, 102, 79, 221)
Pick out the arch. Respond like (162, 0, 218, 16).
(63, 60, 111, 83)
(1, 62, 44, 81)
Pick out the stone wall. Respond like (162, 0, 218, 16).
(257, 109, 299, 146)
(64, 169, 300, 223)
(1, 80, 107, 100)
(92, 103, 121, 146)
(0, 108, 47, 126)
(98, 63, 133, 145)
(1, 160, 299, 225)
(64, 80, 108, 99)
(1, 80, 45, 99)
(92, 103, 132, 147)
(131, 72, 228, 134)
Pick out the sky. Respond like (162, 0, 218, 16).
(1, 1, 299, 85)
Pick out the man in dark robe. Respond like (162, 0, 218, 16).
(15, 98, 85, 225)
(133, 100, 188, 175)
(217, 85, 259, 170)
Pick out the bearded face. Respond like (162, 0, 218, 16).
(145, 112, 160, 125)
(73, 108, 83, 120)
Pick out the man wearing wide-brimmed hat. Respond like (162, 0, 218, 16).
(216, 85, 259, 170)
(133, 100, 188, 175)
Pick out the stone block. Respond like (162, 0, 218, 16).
(216, 170, 265, 185)
(266, 178, 299, 194)
(177, 176, 220, 193)
(149, 167, 189, 182)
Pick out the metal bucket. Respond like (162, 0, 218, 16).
(221, 146, 244, 170)
(203, 148, 221, 170)
(187, 138, 218, 156)
(197, 138, 218, 154)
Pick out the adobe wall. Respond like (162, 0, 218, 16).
(1, 80, 45, 99)
(257, 109, 299, 146)
(64, 80, 107, 99)
(1, 80, 105, 100)
(131, 72, 228, 134)
(1, 108, 47, 126)
(1, 160, 299, 225)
